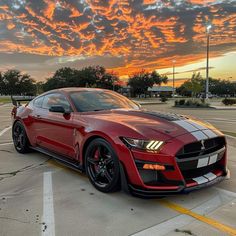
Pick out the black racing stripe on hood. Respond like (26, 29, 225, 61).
(137, 111, 187, 121)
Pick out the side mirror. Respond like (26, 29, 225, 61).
(49, 105, 70, 115)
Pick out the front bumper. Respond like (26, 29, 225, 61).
(128, 171, 228, 198)
(118, 134, 228, 197)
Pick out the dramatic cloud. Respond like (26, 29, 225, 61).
(0, 0, 235, 78)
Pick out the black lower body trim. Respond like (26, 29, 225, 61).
(129, 185, 183, 198)
(128, 174, 227, 198)
(31, 146, 84, 172)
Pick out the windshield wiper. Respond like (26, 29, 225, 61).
(91, 109, 106, 111)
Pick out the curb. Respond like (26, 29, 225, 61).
(210, 106, 236, 110)
(139, 102, 166, 105)
(173, 106, 214, 109)
(132, 100, 165, 105)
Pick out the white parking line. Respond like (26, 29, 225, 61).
(42, 172, 55, 236)
(0, 126, 12, 137)
(214, 187, 236, 198)
(0, 142, 13, 146)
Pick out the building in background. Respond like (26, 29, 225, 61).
(148, 86, 175, 97)
(119, 85, 175, 97)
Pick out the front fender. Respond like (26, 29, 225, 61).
(80, 130, 125, 165)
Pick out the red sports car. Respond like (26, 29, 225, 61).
(12, 88, 228, 197)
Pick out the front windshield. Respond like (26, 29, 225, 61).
(70, 90, 140, 112)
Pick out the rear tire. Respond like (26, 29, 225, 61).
(85, 138, 120, 193)
(12, 121, 30, 153)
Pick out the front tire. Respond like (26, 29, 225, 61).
(85, 138, 120, 193)
(12, 121, 30, 153)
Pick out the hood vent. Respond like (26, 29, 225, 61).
(134, 110, 186, 121)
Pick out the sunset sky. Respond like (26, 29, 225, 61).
(0, 0, 236, 86)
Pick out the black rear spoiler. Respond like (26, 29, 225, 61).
(11, 96, 35, 107)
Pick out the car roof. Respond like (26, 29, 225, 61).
(33, 88, 113, 102)
(43, 87, 107, 95)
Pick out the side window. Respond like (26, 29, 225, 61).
(34, 96, 44, 108)
(42, 93, 71, 111)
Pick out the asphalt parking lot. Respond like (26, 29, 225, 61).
(0, 103, 236, 236)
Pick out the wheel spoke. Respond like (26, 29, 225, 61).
(19, 135, 24, 147)
(16, 126, 21, 134)
(16, 140, 21, 147)
(104, 170, 112, 183)
(94, 169, 103, 180)
(104, 158, 113, 165)
(87, 157, 99, 165)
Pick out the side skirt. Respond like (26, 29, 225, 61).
(31, 146, 84, 173)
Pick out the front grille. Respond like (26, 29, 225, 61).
(177, 148, 225, 171)
(176, 137, 226, 159)
(181, 162, 222, 180)
(176, 136, 226, 180)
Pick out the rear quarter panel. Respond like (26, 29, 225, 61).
(12, 104, 35, 146)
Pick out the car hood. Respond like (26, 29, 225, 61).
(83, 109, 221, 141)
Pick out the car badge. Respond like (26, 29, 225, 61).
(201, 140, 205, 150)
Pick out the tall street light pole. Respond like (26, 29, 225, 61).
(206, 24, 212, 100)
(112, 76, 115, 91)
(172, 60, 176, 97)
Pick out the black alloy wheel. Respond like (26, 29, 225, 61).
(12, 121, 30, 153)
(85, 138, 120, 193)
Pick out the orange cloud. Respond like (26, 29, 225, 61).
(143, 0, 157, 4)
(188, 0, 216, 4)
(6, 22, 15, 30)
(0, 0, 235, 79)
(43, 0, 56, 20)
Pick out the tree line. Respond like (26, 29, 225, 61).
(0, 66, 168, 97)
(127, 70, 168, 97)
(0, 70, 37, 96)
(0, 66, 235, 97)
(42, 66, 120, 92)
(177, 72, 236, 97)
(0, 66, 120, 96)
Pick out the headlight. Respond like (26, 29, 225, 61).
(122, 137, 164, 151)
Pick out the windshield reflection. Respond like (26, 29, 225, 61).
(70, 90, 140, 112)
